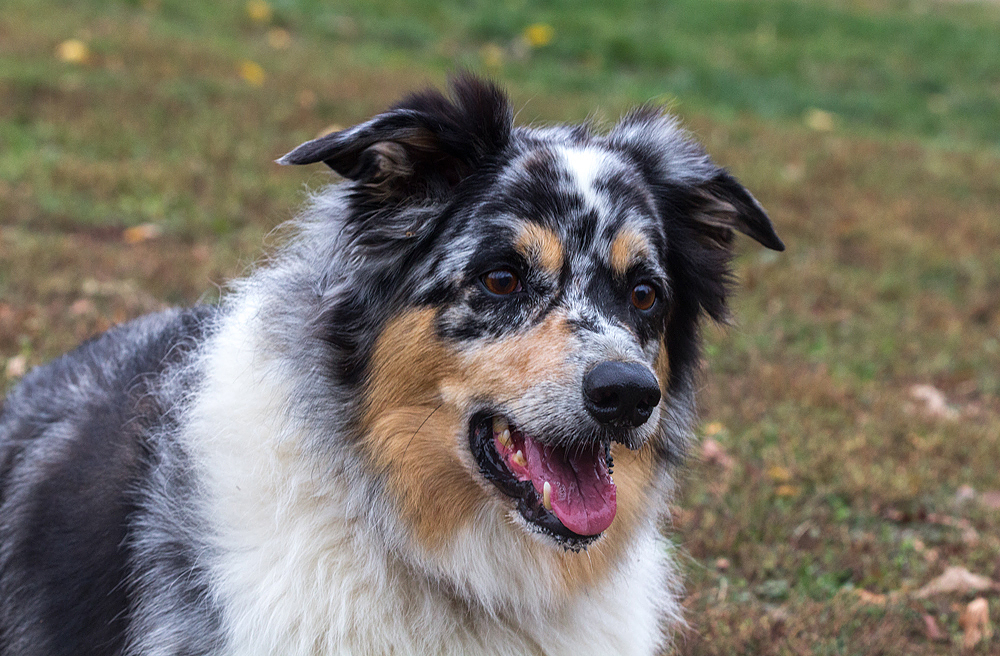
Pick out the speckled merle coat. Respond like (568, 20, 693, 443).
(0, 76, 782, 656)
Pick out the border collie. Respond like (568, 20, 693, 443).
(0, 75, 782, 655)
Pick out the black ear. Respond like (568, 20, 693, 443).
(607, 107, 783, 253)
(690, 171, 784, 251)
(278, 74, 512, 200)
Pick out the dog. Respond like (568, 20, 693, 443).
(0, 75, 782, 655)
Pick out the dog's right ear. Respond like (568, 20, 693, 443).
(278, 75, 512, 200)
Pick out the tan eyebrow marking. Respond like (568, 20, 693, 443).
(515, 222, 564, 276)
(609, 227, 652, 276)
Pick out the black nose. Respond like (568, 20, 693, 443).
(583, 361, 661, 427)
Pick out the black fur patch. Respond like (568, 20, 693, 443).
(0, 307, 216, 656)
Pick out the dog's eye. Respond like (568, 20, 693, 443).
(631, 283, 656, 311)
(482, 269, 522, 296)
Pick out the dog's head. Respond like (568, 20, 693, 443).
(280, 75, 781, 572)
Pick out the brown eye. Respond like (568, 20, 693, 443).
(631, 283, 656, 311)
(482, 269, 521, 295)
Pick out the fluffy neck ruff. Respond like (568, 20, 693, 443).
(181, 283, 681, 656)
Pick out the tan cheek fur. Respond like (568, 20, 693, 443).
(362, 308, 481, 550)
(515, 222, 563, 277)
(442, 310, 576, 408)
(363, 308, 663, 595)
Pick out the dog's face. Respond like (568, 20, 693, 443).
(281, 77, 782, 571)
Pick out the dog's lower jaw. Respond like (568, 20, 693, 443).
(181, 300, 680, 655)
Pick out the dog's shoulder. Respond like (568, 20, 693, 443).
(1, 305, 216, 466)
(0, 305, 216, 656)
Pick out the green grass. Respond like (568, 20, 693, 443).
(173, 0, 1000, 145)
(2, 0, 1000, 653)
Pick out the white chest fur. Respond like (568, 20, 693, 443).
(182, 299, 679, 656)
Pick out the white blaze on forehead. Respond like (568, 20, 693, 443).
(557, 146, 616, 211)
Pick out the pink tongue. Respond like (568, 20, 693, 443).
(523, 437, 617, 536)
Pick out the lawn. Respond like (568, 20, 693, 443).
(2, 0, 999, 652)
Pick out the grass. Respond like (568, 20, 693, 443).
(2, 0, 1000, 653)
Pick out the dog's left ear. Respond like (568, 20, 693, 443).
(689, 171, 785, 252)
(278, 74, 512, 200)
(607, 108, 784, 252)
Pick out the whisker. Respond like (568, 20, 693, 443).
(403, 402, 444, 458)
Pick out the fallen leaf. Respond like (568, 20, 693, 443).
(915, 566, 998, 598)
(523, 23, 554, 48)
(923, 613, 946, 642)
(703, 421, 725, 437)
(701, 438, 733, 469)
(910, 384, 959, 420)
(5, 354, 28, 379)
(775, 484, 799, 498)
(856, 589, 887, 606)
(246, 0, 272, 23)
(959, 597, 992, 650)
(804, 108, 835, 132)
(239, 60, 266, 87)
(123, 223, 163, 244)
(70, 298, 96, 316)
(766, 465, 792, 484)
(56, 39, 90, 64)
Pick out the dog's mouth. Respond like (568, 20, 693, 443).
(469, 412, 616, 548)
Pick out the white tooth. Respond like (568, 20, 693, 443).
(493, 416, 508, 434)
(499, 429, 512, 448)
(543, 481, 552, 511)
(513, 450, 526, 468)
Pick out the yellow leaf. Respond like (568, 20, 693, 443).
(56, 39, 89, 64)
(246, 0, 272, 24)
(766, 465, 792, 483)
(523, 23, 554, 48)
(240, 60, 266, 87)
(775, 484, 799, 498)
(703, 421, 724, 437)
(123, 223, 163, 244)
(804, 108, 835, 132)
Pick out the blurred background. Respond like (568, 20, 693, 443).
(2, 0, 999, 652)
